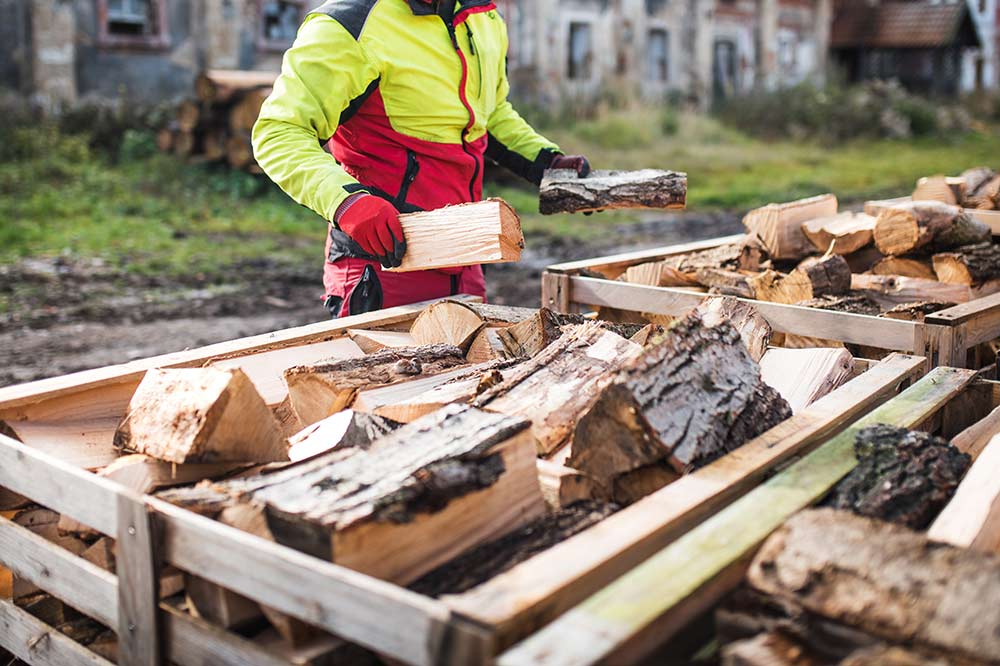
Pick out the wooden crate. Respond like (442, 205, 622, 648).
(0, 298, 927, 666)
(499, 364, 1000, 665)
(542, 234, 1000, 368)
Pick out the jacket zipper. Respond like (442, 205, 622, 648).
(444, 19, 480, 202)
(467, 24, 483, 98)
(396, 150, 420, 207)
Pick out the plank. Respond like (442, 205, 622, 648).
(0, 417, 120, 470)
(951, 403, 1000, 459)
(497, 366, 974, 665)
(928, 434, 1000, 552)
(117, 493, 160, 666)
(759, 347, 854, 413)
(539, 169, 687, 214)
(387, 199, 523, 273)
(447, 354, 924, 649)
(0, 597, 114, 666)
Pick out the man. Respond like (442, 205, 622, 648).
(252, 0, 590, 318)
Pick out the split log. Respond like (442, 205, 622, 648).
(283, 344, 466, 425)
(495, 308, 563, 358)
(351, 361, 497, 415)
(271, 396, 304, 440)
(287, 410, 401, 461)
(928, 434, 1000, 553)
(743, 194, 838, 260)
(870, 256, 937, 280)
(610, 463, 679, 506)
(473, 323, 642, 457)
(932, 242, 1000, 285)
(461, 303, 538, 325)
(627, 324, 665, 347)
(913, 174, 960, 205)
(873, 201, 989, 256)
(539, 168, 687, 215)
(800, 212, 875, 255)
(624, 261, 699, 287)
(851, 274, 975, 307)
(693, 296, 771, 362)
(409, 301, 486, 350)
(387, 199, 523, 273)
(164, 405, 545, 584)
(565, 314, 791, 481)
(951, 404, 1000, 459)
(80, 538, 115, 572)
(185, 572, 262, 631)
(747, 270, 813, 305)
(795, 255, 851, 297)
(466, 327, 509, 363)
(695, 268, 756, 298)
(881, 301, 949, 322)
(662, 237, 769, 276)
(97, 454, 247, 495)
(346, 329, 416, 353)
(115, 367, 287, 464)
(961, 167, 1000, 210)
(797, 294, 882, 316)
(759, 348, 853, 414)
(843, 245, 885, 273)
(537, 460, 606, 510)
(821, 425, 969, 529)
(195, 69, 277, 103)
(748, 508, 1000, 664)
(721, 631, 827, 666)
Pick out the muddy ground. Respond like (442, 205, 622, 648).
(0, 211, 741, 387)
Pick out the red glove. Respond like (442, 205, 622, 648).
(335, 194, 406, 268)
(550, 154, 591, 178)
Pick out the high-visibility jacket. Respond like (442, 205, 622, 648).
(252, 0, 562, 313)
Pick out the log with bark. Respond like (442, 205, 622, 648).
(160, 405, 546, 584)
(821, 425, 969, 529)
(610, 462, 680, 506)
(870, 256, 937, 280)
(873, 201, 990, 256)
(283, 344, 467, 425)
(466, 327, 509, 363)
(932, 242, 1000, 285)
(539, 169, 687, 214)
(494, 308, 564, 358)
(758, 348, 854, 414)
(850, 274, 975, 307)
(743, 194, 838, 260)
(913, 174, 961, 206)
(624, 260, 700, 287)
(536, 460, 606, 510)
(881, 301, 950, 322)
(695, 268, 756, 299)
(96, 454, 248, 495)
(663, 236, 769, 277)
(747, 508, 1000, 664)
(693, 296, 771, 362)
(800, 212, 875, 255)
(115, 367, 287, 464)
(961, 167, 1000, 210)
(927, 434, 1000, 553)
(409, 301, 489, 351)
(795, 294, 882, 316)
(795, 255, 851, 297)
(386, 199, 524, 272)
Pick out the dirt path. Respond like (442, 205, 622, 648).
(0, 212, 741, 387)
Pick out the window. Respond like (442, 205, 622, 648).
(259, 1, 305, 51)
(98, 0, 168, 48)
(568, 22, 594, 80)
(648, 29, 669, 82)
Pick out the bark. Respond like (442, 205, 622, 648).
(283, 343, 466, 425)
(662, 237, 769, 275)
(881, 301, 950, 321)
(873, 201, 989, 256)
(539, 168, 687, 214)
(800, 212, 876, 256)
(821, 425, 969, 529)
(797, 294, 882, 316)
(796, 255, 851, 297)
(287, 410, 401, 461)
(693, 296, 771, 362)
(743, 194, 839, 260)
(932, 242, 1000, 285)
(696, 268, 756, 298)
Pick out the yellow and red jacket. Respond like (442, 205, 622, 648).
(252, 0, 562, 261)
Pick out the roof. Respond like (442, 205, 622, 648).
(832, 1, 981, 49)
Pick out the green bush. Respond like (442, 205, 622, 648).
(660, 107, 679, 136)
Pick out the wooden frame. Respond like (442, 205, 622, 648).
(542, 234, 1000, 368)
(96, 0, 171, 51)
(0, 298, 926, 666)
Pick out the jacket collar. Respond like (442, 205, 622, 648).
(405, 0, 495, 17)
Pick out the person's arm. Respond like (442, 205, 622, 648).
(252, 15, 404, 266)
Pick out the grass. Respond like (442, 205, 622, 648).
(4, 111, 1000, 276)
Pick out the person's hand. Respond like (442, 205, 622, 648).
(549, 154, 591, 178)
(335, 194, 406, 268)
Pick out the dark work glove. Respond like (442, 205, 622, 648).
(549, 154, 591, 178)
(335, 194, 407, 269)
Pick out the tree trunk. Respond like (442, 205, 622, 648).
(539, 169, 687, 214)
(800, 212, 875, 255)
(873, 201, 989, 256)
(933, 242, 1000, 285)
(743, 194, 838, 260)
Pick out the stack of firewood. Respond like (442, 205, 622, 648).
(157, 69, 277, 172)
(915, 166, 1000, 211)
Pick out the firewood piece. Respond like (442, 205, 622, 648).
(539, 168, 687, 214)
(913, 174, 960, 205)
(227, 87, 271, 133)
(466, 327, 509, 363)
(797, 294, 882, 316)
(287, 410, 401, 462)
(695, 268, 756, 298)
(842, 645, 986, 666)
(662, 237, 770, 274)
(195, 69, 276, 103)
(759, 348, 854, 414)
(346, 329, 416, 353)
(967, 176, 1000, 211)
(928, 435, 1000, 553)
(748, 508, 1000, 663)
(851, 274, 975, 307)
(463, 303, 538, 325)
(627, 324, 664, 347)
(801, 212, 876, 255)
(185, 572, 262, 631)
(176, 100, 200, 132)
(961, 167, 1000, 209)
(283, 344, 466, 425)
(567, 314, 792, 481)
(174, 130, 197, 157)
(610, 463, 679, 506)
(96, 454, 248, 495)
(693, 296, 771, 362)
(271, 395, 304, 439)
(171, 405, 545, 584)
(881, 301, 949, 321)
(796, 255, 851, 297)
(115, 367, 286, 465)
(226, 132, 253, 169)
(870, 256, 937, 280)
(873, 201, 989, 256)
(495, 308, 563, 358)
(352, 361, 498, 415)
(386, 199, 523, 272)
(821, 425, 969, 529)
(202, 130, 227, 162)
(11, 508, 88, 599)
(933, 242, 1000, 285)
(952, 404, 1000, 459)
(409, 301, 487, 351)
(743, 194, 838, 260)
(747, 270, 813, 305)
(624, 261, 699, 287)
(721, 631, 827, 666)
(844, 245, 885, 274)
(474, 323, 642, 457)
(537, 460, 606, 509)
(80, 538, 115, 572)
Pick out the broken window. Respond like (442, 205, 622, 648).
(260, 1, 304, 49)
(568, 22, 594, 80)
(99, 0, 167, 47)
(648, 29, 669, 82)
(107, 0, 153, 36)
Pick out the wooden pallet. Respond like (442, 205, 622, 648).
(0, 298, 926, 666)
(500, 365, 1000, 665)
(542, 234, 1000, 368)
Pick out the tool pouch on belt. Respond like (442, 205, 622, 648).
(347, 264, 384, 316)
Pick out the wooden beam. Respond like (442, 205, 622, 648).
(0, 597, 114, 666)
(497, 366, 974, 665)
(539, 169, 687, 215)
(117, 493, 161, 666)
(928, 434, 1000, 552)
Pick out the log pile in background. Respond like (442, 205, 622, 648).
(914, 167, 1000, 211)
(158, 69, 277, 172)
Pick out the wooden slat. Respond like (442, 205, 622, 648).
(447, 353, 925, 648)
(568, 276, 921, 350)
(0, 434, 119, 536)
(926, 292, 1000, 352)
(545, 235, 746, 275)
(928, 434, 1000, 552)
(0, 596, 114, 666)
(117, 494, 161, 666)
(152, 497, 457, 666)
(0, 514, 117, 628)
(499, 366, 975, 666)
